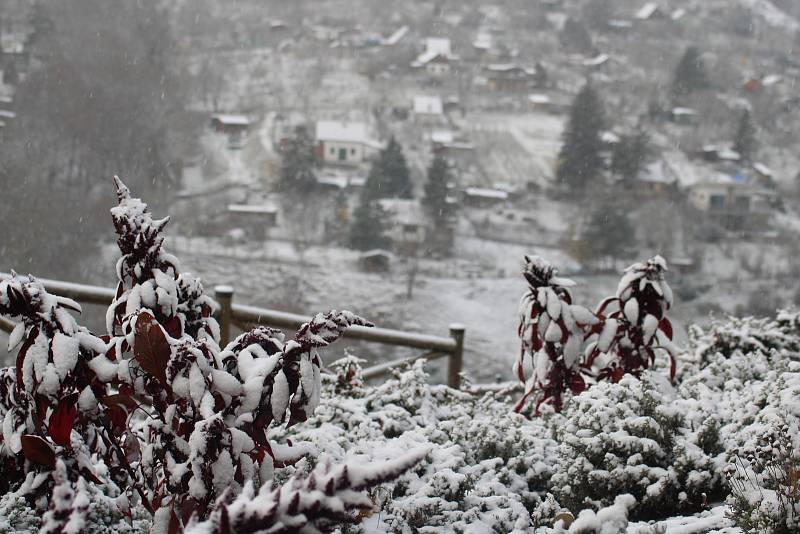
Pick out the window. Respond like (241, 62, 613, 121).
(709, 195, 726, 210)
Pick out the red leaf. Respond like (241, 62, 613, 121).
(168, 506, 181, 534)
(659, 317, 673, 340)
(669, 354, 677, 382)
(21, 435, 56, 469)
(48, 392, 79, 447)
(569, 373, 586, 395)
(133, 312, 171, 386)
(163, 316, 182, 339)
(611, 367, 625, 383)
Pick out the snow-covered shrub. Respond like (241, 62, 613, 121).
(514, 255, 678, 414)
(0, 178, 424, 533)
(727, 421, 800, 533)
(274, 360, 559, 532)
(550, 373, 724, 520)
(688, 309, 800, 364)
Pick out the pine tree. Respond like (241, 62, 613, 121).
(363, 137, 412, 200)
(556, 83, 606, 191)
(423, 155, 456, 223)
(733, 109, 756, 163)
(349, 194, 390, 251)
(423, 154, 457, 253)
(611, 129, 650, 180)
(279, 125, 318, 194)
(671, 46, 708, 99)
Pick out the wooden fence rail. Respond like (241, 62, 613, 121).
(0, 273, 465, 388)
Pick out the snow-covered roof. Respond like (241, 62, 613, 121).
(0, 110, 16, 119)
(413, 95, 443, 115)
(431, 130, 455, 144)
(413, 37, 455, 66)
(671, 107, 698, 116)
(211, 114, 250, 126)
(463, 187, 509, 200)
(424, 37, 451, 56)
(360, 249, 394, 258)
(635, 3, 660, 20)
(671, 8, 686, 20)
(608, 19, 634, 28)
(228, 204, 278, 214)
(762, 74, 783, 87)
(639, 161, 674, 183)
(528, 94, 552, 104)
(601, 131, 621, 144)
(473, 33, 492, 50)
(583, 54, 609, 67)
(753, 162, 773, 177)
(315, 120, 371, 144)
(383, 25, 409, 46)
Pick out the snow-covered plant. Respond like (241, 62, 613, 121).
(727, 421, 800, 533)
(514, 255, 599, 414)
(327, 352, 367, 394)
(550, 373, 724, 519)
(185, 449, 429, 534)
(586, 255, 678, 382)
(0, 273, 111, 503)
(0, 178, 425, 532)
(514, 255, 678, 413)
(689, 310, 800, 364)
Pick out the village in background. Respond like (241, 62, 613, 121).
(1, 0, 800, 380)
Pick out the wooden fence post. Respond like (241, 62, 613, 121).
(215, 285, 234, 347)
(447, 324, 465, 389)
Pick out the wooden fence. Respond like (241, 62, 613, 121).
(0, 273, 465, 388)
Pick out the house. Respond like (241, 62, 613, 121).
(527, 93, 571, 114)
(462, 187, 509, 208)
(377, 199, 426, 252)
(314, 120, 381, 165)
(669, 107, 699, 125)
(412, 95, 444, 125)
(688, 174, 774, 232)
(226, 202, 279, 239)
(411, 38, 456, 76)
(210, 114, 250, 135)
(625, 161, 677, 197)
(484, 64, 535, 92)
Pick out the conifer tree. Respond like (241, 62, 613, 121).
(363, 137, 412, 200)
(671, 46, 708, 98)
(279, 125, 318, 194)
(733, 109, 757, 163)
(611, 129, 651, 180)
(423, 154, 457, 253)
(556, 83, 606, 191)
(349, 194, 390, 251)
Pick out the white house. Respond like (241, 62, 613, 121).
(412, 95, 444, 125)
(688, 174, 774, 231)
(412, 37, 455, 76)
(315, 120, 382, 165)
(378, 199, 427, 251)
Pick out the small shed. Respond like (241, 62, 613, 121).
(210, 114, 251, 134)
(462, 187, 509, 208)
(359, 249, 393, 272)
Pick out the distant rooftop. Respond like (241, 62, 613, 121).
(413, 95, 443, 115)
(315, 120, 371, 144)
(211, 113, 250, 126)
